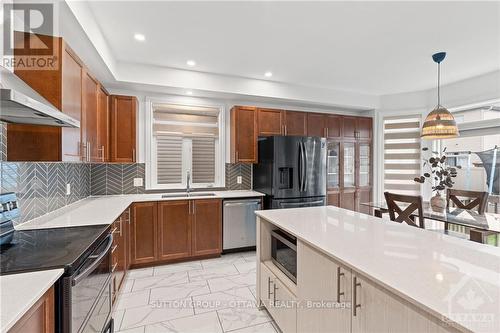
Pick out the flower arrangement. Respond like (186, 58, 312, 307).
(413, 147, 460, 194)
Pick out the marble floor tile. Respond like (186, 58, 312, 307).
(192, 286, 256, 314)
(144, 311, 222, 333)
(189, 264, 240, 282)
(149, 281, 210, 302)
(154, 261, 203, 276)
(207, 272, 256, 293)
(201, 254, 247, 269)
(120, 299, 194, 330)
(115, 290, 150, 310)
(132, 272, 189, 291)
(248, 285, 257, 300)
(116, 326, 145, 333)
(127, 267, 154, 279)
(228, 322, 277, 333)
(121, 279, 135, 293)
(113, 309, 125, 329)
(217, 307, 271, 332)
(234, 261, 256, 274)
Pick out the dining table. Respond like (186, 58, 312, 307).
(361, 201, 500, 245)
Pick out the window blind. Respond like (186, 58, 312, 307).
(156, 136, 183, 185)
(383, 115, 422, 195)
(192, 138, 215, 184)
(153, 104, 219, 138)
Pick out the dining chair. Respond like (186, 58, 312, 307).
(446, 189, 489, 214)
(384, 192, 425, 228)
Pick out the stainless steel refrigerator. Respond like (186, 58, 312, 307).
(253, 136, 327, 209)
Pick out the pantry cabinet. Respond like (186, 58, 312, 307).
(110, 95, 137, 162)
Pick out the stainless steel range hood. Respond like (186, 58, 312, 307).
(0, 66, 80, 127)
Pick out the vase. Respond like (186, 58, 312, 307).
(430, 193, 446, 212)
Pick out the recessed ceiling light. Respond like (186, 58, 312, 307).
(134, 33, 145, 41)
(186, 60, 196, 67)
(264, 71, 273, 78)
(186, 90, 193, 95)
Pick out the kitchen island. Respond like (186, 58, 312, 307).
(255, 206, 500, 333)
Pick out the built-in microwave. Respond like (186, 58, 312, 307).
(271, 229, 297, 283)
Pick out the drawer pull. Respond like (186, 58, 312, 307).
(111, 245, 118, 253)
(353, 276, 361, 316)
(337, 266, 345, 302)
(267, 277, 273, 299)
(112, 263, 118, 273)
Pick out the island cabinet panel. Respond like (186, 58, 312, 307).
(192, 199, 222, 256)
(110, 95, 137, 162)
(231, 106, 258, 163)
(130, 202, 158, 265)
(259, 263, 297, 333)
(283, 111, 307, 136)
(9, 286, 54, 333)
(257, 108, 283, 136)
(158, 200, 192, 260)
(297, 242, 352, 333)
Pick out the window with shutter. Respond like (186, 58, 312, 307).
(383, 115, 422, 195)
(149, 103, 224, 189)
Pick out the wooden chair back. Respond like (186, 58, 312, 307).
(447, 189, 489, 214)
(384, 192, 425, 228)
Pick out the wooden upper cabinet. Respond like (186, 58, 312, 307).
(9, 286, 54, 333)
(257, 108, 283, 136)
(343, 116, 357, 139)
(61, 47, 83, 162)
(230, 106, 257, 163)
(192, 199, 222, 256)
(357, 117, 373, 140)
(82, 72, 99, 162)
(326, 115, 342, 138)
(158, 201, 192, 261)
(283, 111, 307, 136)
(130, 202, 157, 265)
(110, 95, 137, 162)
(97, 87, 110, 162)
(307, 113, 326, 137)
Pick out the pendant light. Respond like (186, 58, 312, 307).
(421, 52, 459, 139)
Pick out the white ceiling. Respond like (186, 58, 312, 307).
(86, 1, 500, 96)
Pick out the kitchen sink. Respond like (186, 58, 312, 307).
(161, 192, 217, 198)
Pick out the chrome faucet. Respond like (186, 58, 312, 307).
(186, 171, 191, 194)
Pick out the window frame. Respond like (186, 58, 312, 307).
(145, 97, 225, 190)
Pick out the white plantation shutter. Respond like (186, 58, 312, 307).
(383, 115, 422, 195)
(151, 103, 221, 187)
(156, 136, 183, 185)
(192, 138, 215, 184)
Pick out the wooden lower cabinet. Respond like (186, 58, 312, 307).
(112, 209, 129, 305)
(130, 202, 158, 265)
(158, 200, 192, 260)
(192, 199, 222, 256)
(129, 199, 222, 267)
(9, 286, 54, 333)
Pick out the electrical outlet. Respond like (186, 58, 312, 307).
(66, 184, 71, 196)
(133, 178, 143, 187)
(236, 176, 242, 184)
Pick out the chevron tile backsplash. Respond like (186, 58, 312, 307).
(90, 163, 146, 195)
(1, 162, 90, 225)
(0, 122, 6, 162)
(225, 163, 252, 190)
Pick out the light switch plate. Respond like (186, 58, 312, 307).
(66, 183, 71, 195)
(236, 176, 242, 184)
(133, 178, 143, 187)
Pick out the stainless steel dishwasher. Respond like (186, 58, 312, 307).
(223, 198, 262, 251)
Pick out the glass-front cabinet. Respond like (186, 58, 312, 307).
(327, 141, 340, 189)
(358, 143, 371, 187)
(343, 142, 356, 188)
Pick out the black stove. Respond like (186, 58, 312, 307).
(0, 224, 110, 275)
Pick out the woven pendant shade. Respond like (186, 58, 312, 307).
(421, 106, 459, 139)
(421, 52, 459, 139)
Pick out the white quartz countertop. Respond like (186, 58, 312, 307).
(0, 269, 64, 333)
(16, 191, 264, 230)
(256, 206, 500, 333)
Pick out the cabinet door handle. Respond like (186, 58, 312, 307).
(284, 125, 287, 136)
(87, 141, 91, 162)
(267, 277, 273, 299)
(273, 283, 278, 304)
(101, 145, 105, 162)
(236, 151, 239, 162)
(336, 266, 345, 302)
(132, 148, 136, 162)
(353, 276, 361, 316)
(193, 201, 196, 215)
